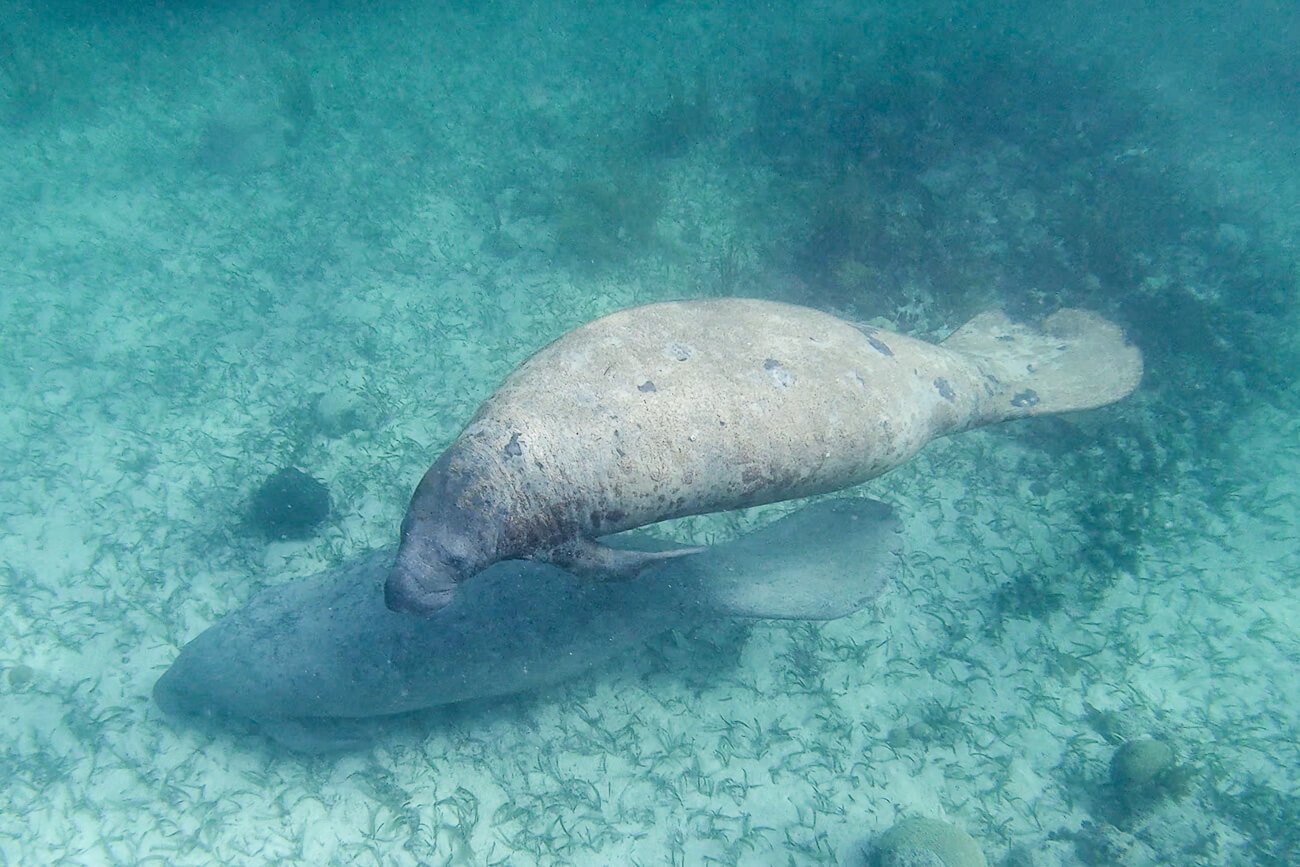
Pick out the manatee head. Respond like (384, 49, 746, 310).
(153, 622, 271, 727)
(384, 539, 461, 616)
(385, 459, 486, 617)
(153, 659, 207, 720)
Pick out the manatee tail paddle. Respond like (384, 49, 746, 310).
(941, 308, 1143, 418)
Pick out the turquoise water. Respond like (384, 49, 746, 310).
(2, 1, 1297, 864)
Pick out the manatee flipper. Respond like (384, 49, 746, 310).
(544, 537, 707, 581)
(690, 497, 903, 620)
(942, 308, 1143, 417)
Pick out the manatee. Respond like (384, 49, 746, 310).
(153, 498, 900, 752)
(387, 298, 1142, 616)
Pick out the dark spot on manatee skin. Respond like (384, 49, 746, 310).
(851, 323, 894, 356)
(764, 358, 794, 388)
(638, 380, 656, 392)
(504, 432, 523, 457)
(1011, 389, 1040, 408)
(866, 334, 894, 357)
(933, 377, 956, 401)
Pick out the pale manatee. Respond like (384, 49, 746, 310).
(154, 497, 900, 752)
(387, 298, 1142, 615)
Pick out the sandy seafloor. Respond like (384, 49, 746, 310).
(1, 1, 1298, 865)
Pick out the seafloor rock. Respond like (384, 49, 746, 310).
(872, 817, 988, 867)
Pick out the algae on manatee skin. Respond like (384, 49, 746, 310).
(872, 817, 988, 867)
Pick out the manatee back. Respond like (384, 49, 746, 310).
(157, 548, 686, 724)
(452, 299, 967, 544)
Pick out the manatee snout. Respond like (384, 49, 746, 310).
(154, 625, 268, 724)
(152, 660, 205, 720)
(385, 552, 458, 616)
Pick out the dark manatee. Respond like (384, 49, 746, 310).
(155, 498, 901, 752)
(387, 298, 1142, 615)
